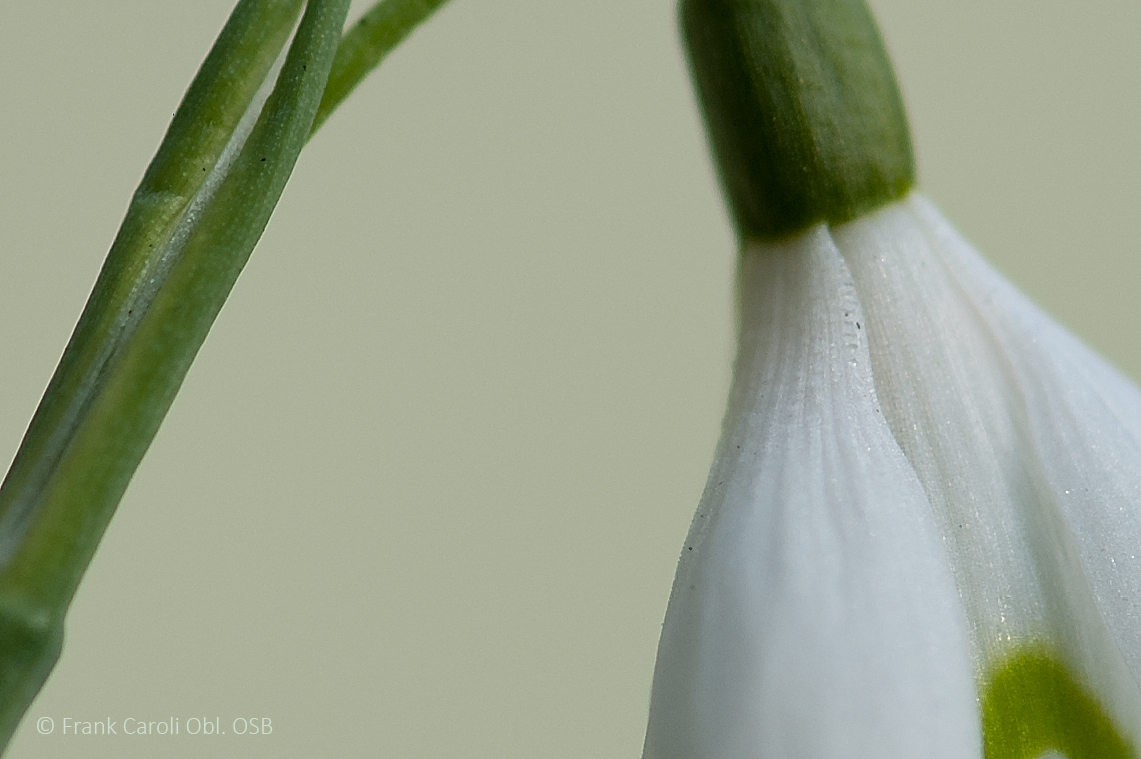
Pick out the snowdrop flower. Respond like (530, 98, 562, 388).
(643, 1, 1141, 757)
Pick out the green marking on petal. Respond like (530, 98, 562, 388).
(983, 646, 1135, 759)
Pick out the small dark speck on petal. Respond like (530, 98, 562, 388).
(260, 157, 267, 162)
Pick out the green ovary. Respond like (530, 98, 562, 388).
(983, 646, 1134, 759)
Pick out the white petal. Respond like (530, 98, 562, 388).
(908, 194, 1141, 733)
(643, 227, 979, 759)
(833, 196, 1141, 743)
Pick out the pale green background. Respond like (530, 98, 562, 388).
(0, 1, 1138, 756)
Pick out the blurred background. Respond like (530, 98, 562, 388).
(0, 0, 1138, 756)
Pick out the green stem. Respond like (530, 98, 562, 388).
(311, 0, 451, 136)
(0, 3, 308, 739)
(0, 0, 366, 749)
(0, 0, 305, 569)
(0, 0, 446, 746)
